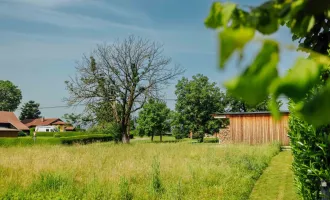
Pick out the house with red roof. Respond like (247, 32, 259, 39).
(0, 111, 30, 137)
(22, 117, 70, 132)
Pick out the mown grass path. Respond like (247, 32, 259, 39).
(249, 151, 300, 200)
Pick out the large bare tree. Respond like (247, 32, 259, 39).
(65, 36, 184, 143)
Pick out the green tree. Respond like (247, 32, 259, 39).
(19, 101, 41, 120)
(174, 74, 227, 142)
(62, 113, 94, 130)
(65, 36, 183, 143)
(0, 80, 22, 112)
(226, 95, 283, 112)
(136, 99, 170, 142)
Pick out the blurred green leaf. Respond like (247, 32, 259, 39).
(204, 2, 236, 29)
(298, 82, 330, 127)
(270, 58, 322, 103)
(219, 28, 255, 68)
(224, 40, 279, 106)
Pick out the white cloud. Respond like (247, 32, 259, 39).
(0, 3, 152, 32)
(2, 0, 152, 23)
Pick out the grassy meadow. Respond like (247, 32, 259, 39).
(0, 142, 280, 200)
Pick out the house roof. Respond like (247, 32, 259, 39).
(52, 121, 67, 125)
(65, 126, 75, 131)
(21, 118, 66, 127)
(0, 111, 29, 131)
(213, 111, 290, 116)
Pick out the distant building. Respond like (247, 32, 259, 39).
(22, 117, 68, 132)
(0, 111, 30, 137)
(212, 111, 290, 145)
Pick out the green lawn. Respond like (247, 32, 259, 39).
(249, 151, 300, 200)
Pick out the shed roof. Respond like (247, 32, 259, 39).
(213, 111, 290, 115)
(0, 111, 29, 131)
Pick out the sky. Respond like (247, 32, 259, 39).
(0, 0, 302, 118)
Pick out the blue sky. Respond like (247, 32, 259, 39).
(0, 0, 302, 118)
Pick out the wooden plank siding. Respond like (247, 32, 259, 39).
(227, 113, 289, 145)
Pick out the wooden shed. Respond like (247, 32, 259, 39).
(213, 111, 290, 145)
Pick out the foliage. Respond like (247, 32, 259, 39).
(225, 95, 283, 112)
(174, 74, 227, 142)
(289, 101, 330, 199)
(0, 80, 22, 112)
(19, 100, 41, 120)
(62, 113, 93, 130)
(0, 137, 61, 147)
(204, 0, 330, 126)
(29, 127, 35, 136)
(137, 99, 170, 142)
(65, 35, 184, 143)
(18, 131, 27, 137)
(34, 132, 57, 137)
(33, 131, 92, 137)
(60, 134, 113, 145)
(88, 122, 122, 142)
(0, 143, 280, 199)
(203, 137, 219, 143)
(170, 111, 189, 139)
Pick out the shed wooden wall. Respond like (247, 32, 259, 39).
(229, 114, 289, 145)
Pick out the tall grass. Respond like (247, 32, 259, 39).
(0, 142, 280, 199)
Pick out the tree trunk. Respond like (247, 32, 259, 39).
(122, 132, 130, 143)
(151, 134, 154, 142)
(121, 119, 130, 144)
(160, 133, 163, 142)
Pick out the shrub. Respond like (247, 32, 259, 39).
(35, 132, 55, 137)
(289, 102, 330, 199)
(203, 138, 219, 143)
(30, 127, 35, 135)
(54, 133, 61, 138)
(174, 134, 184, 140)
(130, 130, 137, 136)
(0, 137, 61, 147)
(88, 123, 121, 142)
(18, 131, 27, 137)
(60, 134, 113, 145)
(60, 132, 93, 137)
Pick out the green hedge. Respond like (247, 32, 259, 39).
(0, 137, 61, 147)
(203, 138, 219, 143)
(34, 132, 102, 137)
(60, 134, 113, 145)
(0, 134, 113, 147)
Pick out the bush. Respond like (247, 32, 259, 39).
(54, 133, 61, 138)
(60, 134, 113, 145)
(35, 132, 55, 137)
(0, 137, 61, 147)
(174, 134, 184, 140)
(88, 122, 121, 142)
(30, 127, 35, 135)
(60, 132, 94, 137)
(203, 138, 219, 143)
(18, 131, 27, 137)
(289, 103, 330, 199)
